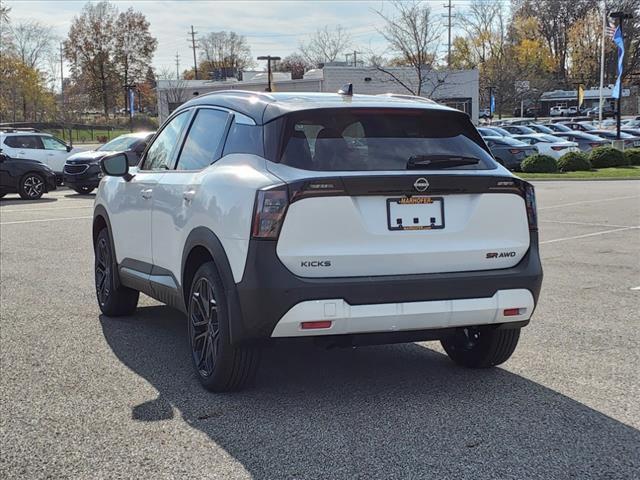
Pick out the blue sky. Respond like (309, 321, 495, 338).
(6, 0, 461, 73)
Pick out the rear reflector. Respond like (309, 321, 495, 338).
(551, 146, 566, 151)
(509, 149, 522, 154)
(301, 321, 332, 330)
(589, 142, 602, 147)
(504, 308, 525, 316)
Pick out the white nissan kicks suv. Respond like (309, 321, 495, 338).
(93, 90, 543, 392)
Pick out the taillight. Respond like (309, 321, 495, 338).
(509, 149, 522, 154)
(252, 186, 289, 239)
(551, 146, 566, 151)
(524, 182, 537, 231)
(589, 142, 601, 147)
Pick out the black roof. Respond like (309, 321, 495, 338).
(173, 90, 457, 125)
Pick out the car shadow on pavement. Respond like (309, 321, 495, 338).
(100, 306, 640, 479)
(63, 193, 96, 199)
(0, 196, 57, 205)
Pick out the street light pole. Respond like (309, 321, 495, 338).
(609, 11, 633, 140)
(257, 55, 281, 92)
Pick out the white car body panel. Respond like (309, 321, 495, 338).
(271, 289, 534, 337)
(0, 133, 80, 173)
(276, 193, 530, 277)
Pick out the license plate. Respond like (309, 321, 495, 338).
(387, 196, 445, 231)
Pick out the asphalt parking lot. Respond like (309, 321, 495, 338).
(1, 180, 639, 479)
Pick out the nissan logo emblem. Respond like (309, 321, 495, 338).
(414, 177, 429, 192)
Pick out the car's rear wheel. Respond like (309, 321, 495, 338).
(19, 173, 45, 200)
(94, 228, 139, 316)
(188, 262, 260, 392)
(441, 326, 520, 368)
(74, 186, 94, 195)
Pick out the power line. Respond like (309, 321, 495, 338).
(188, 25, 198, 80)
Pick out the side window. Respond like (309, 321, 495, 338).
(176, 109, 230, 171)
(41, 136, 68, 151)
(5, 135, 43, 149)
(141, 112, 189, 170)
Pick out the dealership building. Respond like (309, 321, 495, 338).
(156, 66, 480, 123)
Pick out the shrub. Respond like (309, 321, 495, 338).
(521, 154, 558, 173)
(589, 146, 626, 168)
(557, 151, 591, 172)
(624, 148, 640, 166)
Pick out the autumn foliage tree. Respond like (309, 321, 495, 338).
(64, 1, 157, 118)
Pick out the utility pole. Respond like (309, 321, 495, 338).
(188, 25, 198, 80)
(345, 50, 362, 67)
(609, 10, 633, 140)
(257, 55, 281, 92)
(443, 0, 454, 68)
(175, 52, 180, 80)
(59, 43, 64, 108)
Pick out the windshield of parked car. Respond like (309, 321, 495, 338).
(528, 124, 554, 134)
(513, 126, 535, 134)
(271, 108, 495, 171)
(495, 137, 529, 146)
(97, 135, 141, 152)
(546, 123, 572, 132)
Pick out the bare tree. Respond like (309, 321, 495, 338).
(299, 25, 351, 67)
(157, 67, 187, 114)
(198, 31, 253, 75)
(9, 20, 54, 70)
(373, 1, 443, 96)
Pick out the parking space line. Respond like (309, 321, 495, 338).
(539, 195, 640, 210)
(540, 220, 636, 228)
(0, 206, 92, 213)
(541, 226, 640, 245)
(0, 216, 93, 225)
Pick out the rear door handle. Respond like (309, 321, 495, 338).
(141, 188, 153, 199)
(183, 189, 196, 203)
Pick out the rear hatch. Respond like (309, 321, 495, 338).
(262, 107, 533, 278)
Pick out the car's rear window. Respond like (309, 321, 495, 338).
(266, 108, 495, 171)
(496, 137, 529, 146)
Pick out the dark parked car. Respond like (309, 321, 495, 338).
(501, 125, 536, 135)
(586, 105, 616, 119)
(513, 106, 539, 117)
(483, 136, 537, 170)
(560, 122, 597, 132)
(63, 131, 154, 194)
(553, 132, 609, 152)
(542, 123, 573, 133)
(525, 124, 556, 134)
(0, 150, 57, 200)
(589, 130, 640, 149)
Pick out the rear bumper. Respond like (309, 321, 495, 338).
(271, 289, 533, 337)
(232, 232, 543, 345)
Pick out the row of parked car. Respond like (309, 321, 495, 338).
(0, 129, 154, 199)
(478, 119, 640, 170)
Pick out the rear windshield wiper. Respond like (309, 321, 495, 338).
(406, 155, 480, 170)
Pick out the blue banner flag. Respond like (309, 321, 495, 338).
(611, 26, 624, 100)
(490, 94, 495, 114)
(129, 88, 136, 114)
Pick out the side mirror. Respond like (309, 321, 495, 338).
(66, 145, 72, 152)
(101, 153, 132, 180)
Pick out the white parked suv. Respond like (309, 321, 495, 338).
(0, 130, 79, 180)
(93, 91, 543, 392)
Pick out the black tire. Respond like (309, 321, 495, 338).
(19, 173, 45, 200)
(441, 327, 520, 368)
(74, 186, 94, 195)
(188, 262, 260, 392)
(94, 228, 139, 316)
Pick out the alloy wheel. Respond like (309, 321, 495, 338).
(23, 175, 44, 198)
(95, 237, 111, 306)
(189, 277, 219, 377)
